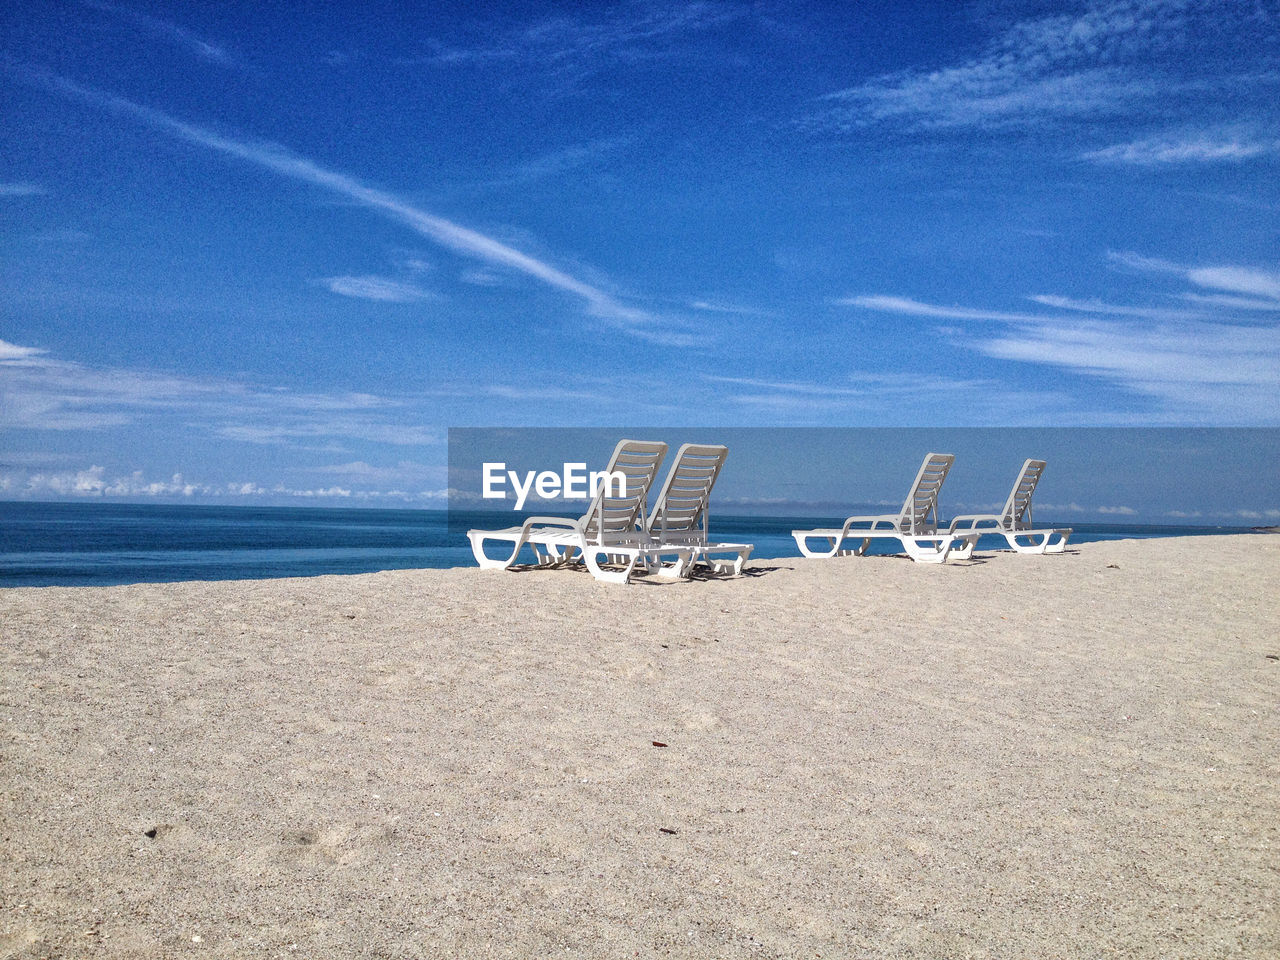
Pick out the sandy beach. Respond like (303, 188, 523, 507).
(2, 535, 1277, 958)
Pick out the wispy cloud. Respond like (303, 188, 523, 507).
(0, 182, 47, 198)
(322, 275, 437, 302)
(482, 137, 632, 188)
(1186, 265, 1280, 302)
(837, 295, 1064, 324)
(689, 300, 780, 319)
(705, 372, 992, 398)
(1106, 250, 1183, 275)
(82, 1, 238, 67)
(418, 1, 739, 72)
(472, 384, 618, 404)
(1, 337, 669, 444)
(1180, 293, 1280, 312)
(0, 339, 48, 360)
(704, 374, 873, 399)
(1028, 294, 1205, 321)
(214, 421, 440, 447)
(0, 336, 441, 444)
(30, 229, 92, 245)
(807, 0, 1270, 134)
(701, 372, 1069, 424)
(0, 450, 76, 468)
(457, 268, 506, 287)
(311, 460, 444, 486)
(851, 255, 1280, 423)
(1082, 132, 1280, 164)
(979, 320, 1280, 392)
(1109, 251, 1280, 308)
(30, 71, 693, 344)
(816, 68, 1155, 131)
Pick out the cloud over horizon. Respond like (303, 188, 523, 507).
(846, 254, 1280, 424)
(0, 335, 441, 443)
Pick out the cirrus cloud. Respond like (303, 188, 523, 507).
(1082, 133, 1280, 165)
(322, 275, 437, 302)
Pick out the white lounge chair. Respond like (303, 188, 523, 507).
(791, 453, 965, 563)
(641, 443, 753, 577)
(947, 459, 1072, 557)
(466, 439, 669, 584)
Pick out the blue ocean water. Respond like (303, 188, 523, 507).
(0, 501, 1261, 588)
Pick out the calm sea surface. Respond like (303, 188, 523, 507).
(0, 501, 1261, 588)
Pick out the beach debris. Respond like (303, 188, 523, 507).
(1266, 654, 1278, 661)
(652, 741, 668, 748)
(1107, 564, 1120, 569)
(143, 828, 157, 839)
(658, 827, 678, 835)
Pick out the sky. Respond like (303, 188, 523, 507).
(2, 0, 1278, 512)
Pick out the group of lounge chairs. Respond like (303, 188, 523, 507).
(467, 440, 754, 585)
(467, 444, 1071, 584)
(791, 452, 1071, 564)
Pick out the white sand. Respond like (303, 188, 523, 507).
(2, 535, 1278, 958)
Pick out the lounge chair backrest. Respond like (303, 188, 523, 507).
(1000, 458, 1045, 529)
(581, 439, 668, 542)
(647, 444, 728, 540)
(898, 453, 954, 535)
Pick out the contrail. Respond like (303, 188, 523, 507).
(33, 71, 665, 333)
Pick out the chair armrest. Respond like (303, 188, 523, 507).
(521, 516, 584, 535)
(947, 515, 1003, 535)
(841, 514, 902, 535)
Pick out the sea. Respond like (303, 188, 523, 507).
(0, 501, 1262, 588)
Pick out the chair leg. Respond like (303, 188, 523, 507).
(901, 537, 953, 563)
(653, 549, 695, 578)
(531, 544, 565, 566)
(1006, 533, 1044, 554)
(702, 546, 752, 576)
(792, 533, 871, 559)
(583, 548, 638, 584)
(468, 532, 528, 570)
(793, 533, 839, 558)
(1044, 531, 1070, 553)
(1005, 531, 1070, 555)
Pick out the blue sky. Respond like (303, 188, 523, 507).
(2, 0, 1278, 511)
